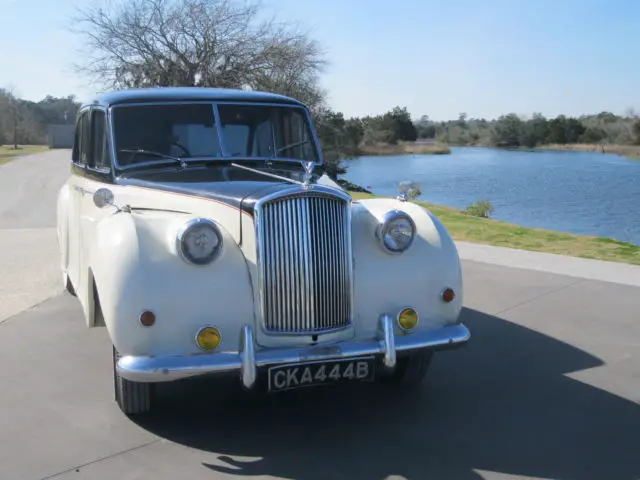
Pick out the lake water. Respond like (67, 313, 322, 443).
(341, 146, 640, 245)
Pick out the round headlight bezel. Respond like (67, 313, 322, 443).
(176, 217, 223, 266)
(377, 210, 416, 254)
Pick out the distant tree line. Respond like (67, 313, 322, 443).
(0, 88, 79, 147)
(0, 83, 413, 180)
(313, 106, 417, 177)
(416, 111, 640, 148)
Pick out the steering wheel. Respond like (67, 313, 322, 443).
(170, 141, 191, 157)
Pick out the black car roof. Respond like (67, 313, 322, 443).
(87, 87, 307, 108)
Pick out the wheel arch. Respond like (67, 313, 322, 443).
(88, 267, 105, 327)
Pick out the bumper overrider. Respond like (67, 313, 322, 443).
(116, 314, 470, 388)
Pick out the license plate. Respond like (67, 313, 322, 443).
(267, 357, 375, 392)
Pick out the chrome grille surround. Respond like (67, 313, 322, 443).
(254, 185, 354, 335)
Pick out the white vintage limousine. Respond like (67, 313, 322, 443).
(56, 87, 470, 415)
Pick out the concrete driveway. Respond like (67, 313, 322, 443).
(0, 149, 71, 323)
(0, 150, 639, 479)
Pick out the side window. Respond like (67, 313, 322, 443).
(72, 112, 84, 164)
(72, 110, 91, 165)
(91, 110, 110, 170)
(80, 110, 91, 165)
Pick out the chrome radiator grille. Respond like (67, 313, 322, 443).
(255, 190, 353, 334)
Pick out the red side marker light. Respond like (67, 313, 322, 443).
(441, 288, 455, 303)
(139, 310, 156, 327)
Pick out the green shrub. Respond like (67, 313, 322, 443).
(407, 185, 422, 200)
(464, 199, 494, 218)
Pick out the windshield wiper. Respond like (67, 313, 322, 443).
(275, 139, 310, 155)
(119, 148, 187, 168)
(230, 162, 305, 186)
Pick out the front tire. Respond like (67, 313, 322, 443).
(96, 285, 154, 416)
(113, 346, 154, 415)
(380, 351, 433, 386)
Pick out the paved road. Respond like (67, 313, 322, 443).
(0, 150, 71, 322)
(1, 150, 639, 479)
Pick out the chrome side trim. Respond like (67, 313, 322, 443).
(115, 319, 471, 384)
(107, 105, 119, 173)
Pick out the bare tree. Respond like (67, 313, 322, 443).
(70, 0, 328, 109)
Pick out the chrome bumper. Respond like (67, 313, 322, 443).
(115, 314, 470, 387)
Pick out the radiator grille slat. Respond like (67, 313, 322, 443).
(257, 192, 352, 334)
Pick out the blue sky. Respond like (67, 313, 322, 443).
(1, 0, 638, 120)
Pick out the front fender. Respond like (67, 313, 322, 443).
(351, 198, 463, 338)
(90, 210, 255, 357)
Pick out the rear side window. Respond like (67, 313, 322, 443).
(72, 110, 91, 165)
(80, 111, 91, 164)
(91, 110, 110, 170)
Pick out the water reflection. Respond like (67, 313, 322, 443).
(342, 147, 640, 244)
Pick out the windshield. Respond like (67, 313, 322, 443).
(111, 102, 319, 168)
(112, 103, 222, 167)
(217, 104, 319, 163)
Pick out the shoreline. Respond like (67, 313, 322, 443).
(357, 141, 451, 156)
(349, 192, 639, 266)
(534, 143, 640, 159)
(427, 142, 640, 160)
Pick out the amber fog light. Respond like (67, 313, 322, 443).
(195, 327, 221, 351)
(139, 310, 156, 327)
(441, 288, 455, 303)
(397, 307, 419, 331)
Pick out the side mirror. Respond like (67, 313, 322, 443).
(397, 181, 422, 201)
(93, 188, 115, 209)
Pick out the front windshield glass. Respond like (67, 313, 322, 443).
(111, 102, 320, 167)
(217, 104, 319, 163)
(112, 103, 222, 166)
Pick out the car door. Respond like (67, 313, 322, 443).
(67, 108, 91, 288)
(78, 106, 114, 293)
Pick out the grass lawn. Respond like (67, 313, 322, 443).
(350, 192, 640, 266)
(0, 145, 50, 165)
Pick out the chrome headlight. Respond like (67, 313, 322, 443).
(377, 210, 416, 254)
(176, 218, 222, 266)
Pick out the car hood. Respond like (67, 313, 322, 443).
(118, 177, 295, 215)
(115, 163, 342, 216)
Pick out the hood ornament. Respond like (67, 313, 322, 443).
(301, 161, 315, 188)
(229, 160, 318, 189)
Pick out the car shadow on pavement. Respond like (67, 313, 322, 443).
(133, 308, 640, 480)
